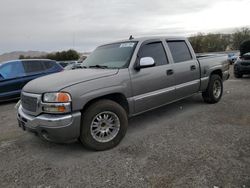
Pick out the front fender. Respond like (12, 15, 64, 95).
(61, 69, 133, 113)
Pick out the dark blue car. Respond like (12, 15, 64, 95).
(0, 59, 63, 102)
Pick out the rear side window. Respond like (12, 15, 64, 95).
(43, 61, 54, 70)
(22, 61, 45, 74)
(0, 61, 25, 79)
(167, 41, 192, 63)
(138, 42, 168, 66)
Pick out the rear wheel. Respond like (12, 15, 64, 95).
(80, 99, 128, 151)
(202, 74, 223, 104)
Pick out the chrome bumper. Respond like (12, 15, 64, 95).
(17, 105, 81, 143)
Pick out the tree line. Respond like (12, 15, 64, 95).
(188, 27, 250, 53)
(19, 49, 80, 61)
(19, 27, 250, 58)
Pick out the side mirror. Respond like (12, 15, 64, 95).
(136, 57, 155, 70)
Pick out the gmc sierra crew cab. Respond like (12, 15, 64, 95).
(17, 36, 230, 150)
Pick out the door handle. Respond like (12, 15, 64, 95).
(166, 69, 174, 75)
(190, 65, 196, 71)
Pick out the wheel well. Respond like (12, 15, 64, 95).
(210, 69, 222, 78)
(82, 93, 129, 115)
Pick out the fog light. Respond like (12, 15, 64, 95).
(43, 105, 67, 113)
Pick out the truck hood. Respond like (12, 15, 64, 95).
(23, 69, 119, 94)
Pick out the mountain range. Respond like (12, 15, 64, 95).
(0, 51, 48, 63)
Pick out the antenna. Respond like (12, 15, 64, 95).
(129, 35, 134, 40)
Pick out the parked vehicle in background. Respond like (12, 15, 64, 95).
(78, 55, 89, 63)
(57, 61, 78, 68)
(234, 52, 250, 78)
(0, 59, 63, 102)
(227, 53, 238, 64)
(17, 36, 229, 150)
(64, 62, 84, 70)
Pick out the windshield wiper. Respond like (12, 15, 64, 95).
(89, 65, 108, 69)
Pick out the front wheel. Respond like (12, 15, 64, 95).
(202, 74, 223, 104)
(80, 100, 128, 151)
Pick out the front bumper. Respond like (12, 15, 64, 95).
(17, 105, 81, 143)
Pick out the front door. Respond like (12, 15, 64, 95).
(0, 61, 26, 100)
(129, 41, 175, 114)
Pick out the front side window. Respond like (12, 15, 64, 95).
(0, 61, 25, 79)
(83, 42, 137, 68)
(167, 41, 192, 63)
(138, 42, 168, 66)
(22, 61, 45, 74)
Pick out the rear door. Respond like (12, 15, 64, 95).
(21, 60, 46, 85)
(0, 61, 26, 100)
(42, 60, 62, 74)
(166, 40, 200, 99)
(130, 40, 175, 114)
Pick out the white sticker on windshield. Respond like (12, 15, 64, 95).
(120, 43, 135, 48)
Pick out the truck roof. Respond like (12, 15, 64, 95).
(105, 36, 187, 45)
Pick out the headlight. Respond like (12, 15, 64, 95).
(42, 92, 72, 113)
(43, 92, 71, 103)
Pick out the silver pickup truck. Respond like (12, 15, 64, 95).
(17, 36, 229, 150)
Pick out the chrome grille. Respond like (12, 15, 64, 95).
(21, 93, 38, 112)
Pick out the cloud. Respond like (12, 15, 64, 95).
(0, 0, 249, 53)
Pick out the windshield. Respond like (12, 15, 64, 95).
(83, 42, 137, 69)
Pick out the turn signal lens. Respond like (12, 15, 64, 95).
(57, 106, 66, 112)
(57, 93, 71, 103)
(43, 106, 67, 113)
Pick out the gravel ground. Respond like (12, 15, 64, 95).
(0, 66, 250, 188)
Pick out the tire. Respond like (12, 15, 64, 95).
(234, 73, 242, 78)
(202, 74, 223, 104)
(79, 99, 128, 151)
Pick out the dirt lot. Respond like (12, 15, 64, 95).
(0, 66, 250, 188)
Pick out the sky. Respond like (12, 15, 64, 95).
(0, 0, 249, 54)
